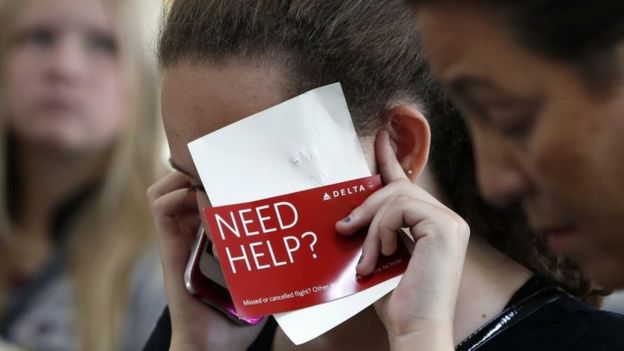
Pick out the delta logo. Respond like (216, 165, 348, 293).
(323, 181, 377, 201)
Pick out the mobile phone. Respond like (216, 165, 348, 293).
(184, 226, 265, 325)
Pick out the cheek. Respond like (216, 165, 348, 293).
(529, 105, 597, 209)
(465, 121, 503, 199)
(4, 52, 42, 118)
(84, 65, 128, 143)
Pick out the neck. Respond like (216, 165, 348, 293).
(13, 140, 108, 238)
(452, 236, 533, 343)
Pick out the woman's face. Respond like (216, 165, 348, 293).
(418, 5, 624, 288)
(162, 62, 386, 227)
(4, 0, 126, 154)
(161, 62, 293, 217)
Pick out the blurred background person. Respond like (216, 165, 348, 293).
(0, 0, 165, 350)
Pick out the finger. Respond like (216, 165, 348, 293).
(375, 130, 409, 184)
(336, 181, 404, 236)
(163, 215, 202, 256)
(376, 196, 424, 255)
(356, 195, 397, 276)
(396, 212, 470, 314)
(358, 196, 464, 276)
(151, 188, 199, 220)
(147, 171, 193, 203)
(156, 214, 202, 281)
(336, 180, 418, 236)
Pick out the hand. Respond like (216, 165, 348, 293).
(147, 172, 267, 351)
(336, 131, 470, 351)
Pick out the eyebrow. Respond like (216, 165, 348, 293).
(168, 158, 199, 181)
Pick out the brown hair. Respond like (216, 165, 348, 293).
(159, 0, 601, 304)
(409, 0, 624, 97)
(159, 0, 429, 134)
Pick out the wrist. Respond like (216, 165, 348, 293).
(169, 338, 200, 351)
(170, 332, 236, 351)
(388, 323, 454, 351)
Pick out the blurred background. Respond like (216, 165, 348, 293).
(0, 1, 622, 351)
(0, 0, 165, 350)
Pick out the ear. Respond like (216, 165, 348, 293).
(385, 105, 431, 181)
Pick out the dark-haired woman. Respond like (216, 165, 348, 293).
(145, 1, 624, 350)
(411, 0, 624, 290)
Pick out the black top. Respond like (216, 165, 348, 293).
(484, 277, 624, 350)
(142, 308, 277, 351)
(142, 276, 624, 350)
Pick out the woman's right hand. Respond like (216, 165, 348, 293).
(336, 131, 470, 351)
(147, 172, 267, 351)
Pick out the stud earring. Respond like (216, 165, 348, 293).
(406, 169, 413, 176)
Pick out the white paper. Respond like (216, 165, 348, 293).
(189, 83, 371, 206)
(188, 83, 401, 345)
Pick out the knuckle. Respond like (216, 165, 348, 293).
(389, 179, 411, 191)
(393, 194, 411, 206)
(151, 197, 167, 214)
(381, 237, 397, 254)
(451, 214, 470, 234)
(146, 184, 158, 202)
(446, 217, 465, 233)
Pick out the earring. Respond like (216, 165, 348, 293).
(406, 169, 413, 176)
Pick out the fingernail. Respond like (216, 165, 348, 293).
(342, 215, 352, 223)
(358, 253, 364, 265)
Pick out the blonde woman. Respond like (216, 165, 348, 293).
(0, 0, 165, 350)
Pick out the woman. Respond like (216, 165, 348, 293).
(409, 0, 624, 290)
(0, 0, 165, 350)
(147, 0, 624, 350)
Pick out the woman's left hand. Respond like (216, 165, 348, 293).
(336, 130, 470, 351)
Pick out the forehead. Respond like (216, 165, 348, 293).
(161, 61, 288, 177)
(417, 5, 603, 103)
(417, 5, 537, 87)
(17, 0, 113, 31)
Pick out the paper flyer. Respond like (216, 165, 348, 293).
(203, 175, 409, 317)
(188, 83, 408, 344)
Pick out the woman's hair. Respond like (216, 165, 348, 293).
(0, 0, 162, 350)
(159, 0, 430, 134)
(409, 0, 624, 97)
(159, 0, 600, 303)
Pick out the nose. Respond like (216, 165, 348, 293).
(45, 35, 88, 85)
(472, 129, 531, 207)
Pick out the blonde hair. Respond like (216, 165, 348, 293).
(0, 0, 163, 350)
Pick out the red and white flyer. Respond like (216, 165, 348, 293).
(203, 175, 409, 317)
(188, 83, 409, 344)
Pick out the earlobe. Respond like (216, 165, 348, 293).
(385, 105, 431, 180)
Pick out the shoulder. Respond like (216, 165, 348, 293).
(487, 295, 624, 351)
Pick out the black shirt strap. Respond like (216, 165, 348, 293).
(455, 277, 566, 351)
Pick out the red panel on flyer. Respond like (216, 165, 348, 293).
(203, 175, 410, 317)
